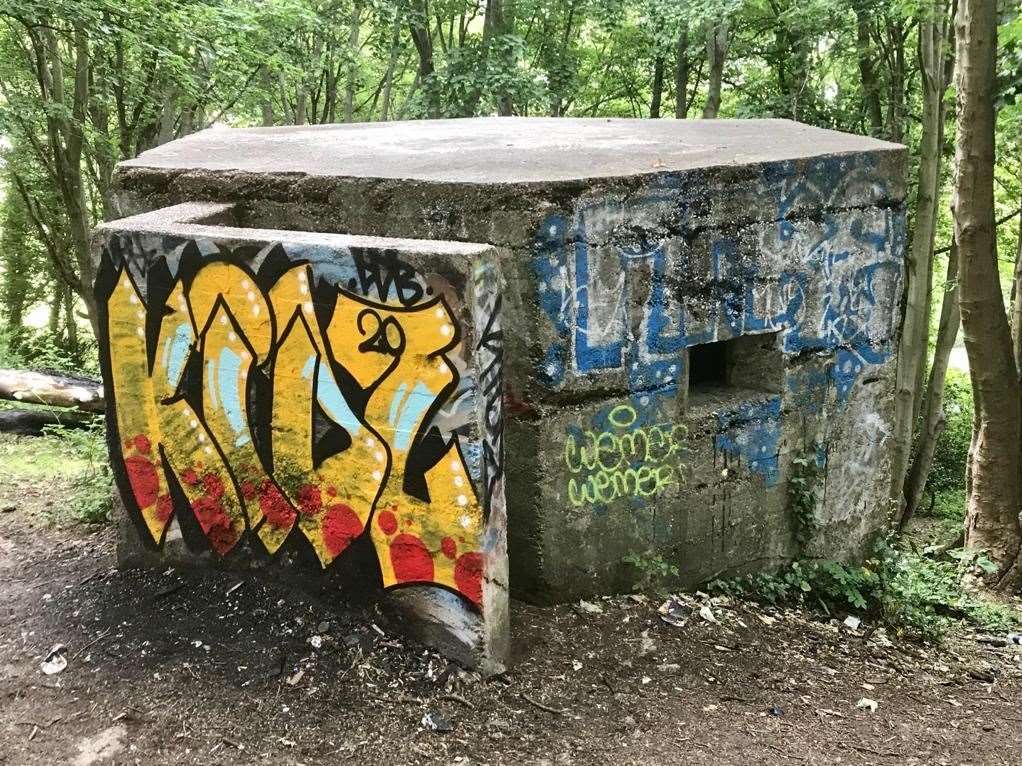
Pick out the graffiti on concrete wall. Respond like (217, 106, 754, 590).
(533, 163, 903, 400)
(563, 402, 687, 508)
(96, 236, 496, 608)
(541, 157, 904, 511)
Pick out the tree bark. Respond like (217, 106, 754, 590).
(344, 0, 362, 122)
(901, 241, 961, 529)
(650, 56, 664, 117)
(702, 20, 728, 118)
(955, 0, 1022, 586)
(379, 20, 402, 121)
(409, 1, 436, 117)
(674, 25, 690, 118)
(0, 368, 104, 412)
(854, 5, 884, 136)
(888, 0, 951, 517)
(0, 409, 96, 436)
(1011, 194, 1022, 371)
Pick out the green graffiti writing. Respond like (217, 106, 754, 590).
(564, 405, 686, 507)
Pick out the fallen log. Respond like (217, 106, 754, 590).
(0, 368, 104, 412)
(0, 408, 98, 436)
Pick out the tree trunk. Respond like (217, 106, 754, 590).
(901, 241, 961, 529)
(0, 368, 104, 411)
(674, 25, 690, 118)
(702, 20, 728, 118)
(888, 0, 951, 518)
(854, 5, 884, 136)
(260, 68, 275, 126)
(344, 0, 362, 122)
(0, 409, 96, 436)
(650, 56, 665, 118)
(955, 0, 1022, 586)
(409, 2, 437, 117)
(1011, 195, 1022, 371)
(380, 21, 401, 121)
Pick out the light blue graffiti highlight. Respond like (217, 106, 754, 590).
(315, 361, 363, 437)
(215, 346, 248, 445)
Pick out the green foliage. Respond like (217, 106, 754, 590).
(788, 445, 821, 550)
(0, 325, 98, 376)
(927, 369, 973, 496)
(623, 550, 681, 592)
(709, 540, 1022, 642)
(43, 418, 112, 524)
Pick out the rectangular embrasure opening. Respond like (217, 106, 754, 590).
(687, 331, 782, 402)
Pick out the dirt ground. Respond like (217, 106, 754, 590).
(2, 434, 1022, 765)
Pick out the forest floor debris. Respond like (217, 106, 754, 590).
(2, 434, 1022, 764)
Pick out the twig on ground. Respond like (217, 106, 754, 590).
(440, 693, 474, 709)
(522, 693, 567, 715)
(72, 628, 112, 659)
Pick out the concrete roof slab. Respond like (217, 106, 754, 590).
(120, 117, 903, 184)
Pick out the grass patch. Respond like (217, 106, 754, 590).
(0, 419, 112, 524)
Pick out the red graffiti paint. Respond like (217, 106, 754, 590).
(297, 484, 323, 516)
(441, 537, 457, 560)
(390, 534, 434, 582)
(124, 455, 160, 509)
(180, 468, 199, 486)
(155, 493, 174, 522)
(259, 481, 296, 529)
(322, 503, 362, 557)
(240, 481, 257, 500)
(201, 472, 225, 500)
(191, 474, 237, 555)
(376, 509, 397, 535)
(454, 552, 483, 605)
(132, 434, 152, 455)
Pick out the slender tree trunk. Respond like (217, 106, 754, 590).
(344, 0, 362, 122)
(380, 21, 401, 121)
(902, 242, 961, 529)
(955, 0, 1022, 586)
(702, 20, 728, 118)
(650, 56, 664, 117)
(674, 25, 690, 118)
(886, 19, 908, 142)
(158, 88, 179, 142)
(854, 5, 884, 136)
(888, 0, 951, 518)
(409, 9, 436, 117)
(1011, 194, 1022, 370)
(260, 69, 275, 126)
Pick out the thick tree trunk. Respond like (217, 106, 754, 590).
(702, 20, 728, 118)
(955, 0, 1022, 586)
(674, 25, 690, 118)
(888, 0, 951, 517)
(650, 56, 664, 117)
(901, 242, 961, 529)
(0, 409, 96, 436)
(0, 369, 104, 412)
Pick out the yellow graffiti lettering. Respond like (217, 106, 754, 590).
(100, 243, 492, 608)
(563, 405, 685, 508)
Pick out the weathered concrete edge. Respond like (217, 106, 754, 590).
(115, 144, 908, 191)
(93, 201, 499, 258)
